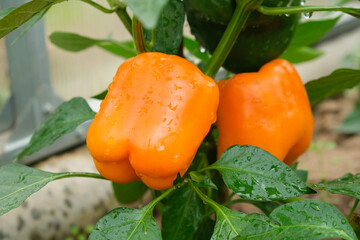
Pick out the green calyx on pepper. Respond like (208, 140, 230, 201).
(184, 0, 304, 73)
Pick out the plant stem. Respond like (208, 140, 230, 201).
(106, 0, 133, 35)
(55, 172, 107, 180)
(203, 0, 263, 79)
(257, 5, 360, 18)
(79, 0, 118, 13)
(189, 181, 220, 210)
(348, 198, 359, 221)
(148, 184, 183, 210)
(132, 17, 147, 54)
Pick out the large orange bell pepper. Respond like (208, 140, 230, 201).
(87, 52, 219, 190)
(217, 59, 313, 165)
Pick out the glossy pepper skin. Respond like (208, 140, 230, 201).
(184, 0, 303, 73)
(87, 52, 219, 190)
(217, 59, 313, 165)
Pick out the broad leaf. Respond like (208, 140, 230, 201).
(49, 32, 136, 58)
(89, 204, 161, 239)
(112, 181, 148, 204)
(243, 200, 357, 240)
(281, 46, 323, 64)
(296, 169, 308, 183)
(313, 173, 360, 199)
(162, 185, 205, 240)
(336, 103, 360, 134)
(0, 7, 15, 20)
(305, 69, 360, 105)
(289, 17, 340, 47)
(183, 37, 210, 62)
(211, 205, 277, 240)
(144, 0, 185, 55)
(0, 164, 102, 216)
(11, 9, 48, 45)
(192, 217, 216, 240)
(210, 145, 314, 201)
(17, 97, 95, 159)
(0, 0, 61, 39)
(123, 0, 169, 29)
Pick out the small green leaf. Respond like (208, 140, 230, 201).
(305, 69, 360, 105)
(296, 169, 308, 183)
(89, 204, 161, 239)
(0, 164, 58, 216)
(112, 181, 148, 204)
(313, 173, 360, 199)
(0, 7, 16, 20)
(91, 90, 108, 100)
(0, 0, 59, 39)
(211, 205, 277, 240)
(183, 37, 210, 62)
(17, 97, 95, 159)
(289, 17, 340, 47)
(190, 176, 218, 190)
(210, 145, 314, 201)
(336, 103, 360, 134)
(144, 0, 185, 55)
(235, 200, 356, 240)
(281, 46, 323, 64)
(0, 164, 103, 216)
(123, 0, 170, 29)
(49, 32, 136, 58)
(162, 185, 205, 240)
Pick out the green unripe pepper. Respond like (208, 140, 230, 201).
(184, 0, 303, 73)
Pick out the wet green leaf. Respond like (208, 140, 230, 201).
(123, 0, 169, 29)
(112, 181, 148, 204)
(210, 145, 314, 201)
(162, 185, 205, 240)
(312, 173, 360, 199)
(239, 200, 357, 240)
(17, 97, 95, 159)
(89, 204, 161, 239)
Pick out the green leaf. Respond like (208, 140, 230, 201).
(146, 0, 185, 55)
(244, 200, 357, 240)
(192, 217, 215, 240)
(89, 204, 161, 239)
(190, 175, 218, 190)
(312, 173, 360, 199)
(11, 9, 48, 45)
(210, 145, 314, 201)
(17, 97, 95, 160)
(0, 7, 16, 20)
(336, 103, 360, 134)
(49, 32, 136, 58)
(0, 164, 58, 216)
(305, 69, 360, 105)
(242, 200, 282, 216)
(112, 181, 148, 204)
(211, 205, 277, 240)
(123, 0, 169, 29)
(296, 169, 308, 183)
(289, 17, 340, 47)
(162, 185, 205, 240)
(0, 164, 103, 216)
(0, 0, 60, 39)
(92, 90, 108, 100)
(281, 46, 323, 64)
(183, 37, 210, 62)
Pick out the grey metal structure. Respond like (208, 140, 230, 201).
(0, 0, 89, 165)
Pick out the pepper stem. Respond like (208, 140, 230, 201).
(132, 17, 147, 54)
(203, 0, 263, 79)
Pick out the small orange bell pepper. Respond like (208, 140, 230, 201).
(217, 59, 313, 165)
(87, 52, 219, 190)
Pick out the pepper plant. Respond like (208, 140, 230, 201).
(1, 0, 360, 239)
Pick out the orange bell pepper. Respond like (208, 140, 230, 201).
(217, 59, 313, 165)
(87, 52, 219, 190)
